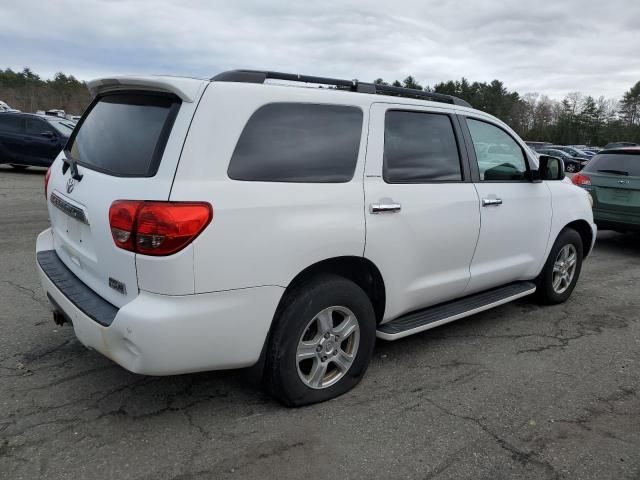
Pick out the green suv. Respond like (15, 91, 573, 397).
(572, 148, 640, 232)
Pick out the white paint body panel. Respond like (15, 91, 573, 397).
(544, 181, 597, 258)
(37, 228, 283, 374)
(170, 83, 368, 292)
(465, 182, 552, 293)
(363, 103, 481, 321)
(87, 75, 204, 103)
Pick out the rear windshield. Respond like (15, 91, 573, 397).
(583, 153, 640, 177)
(68, 92, 180, 177)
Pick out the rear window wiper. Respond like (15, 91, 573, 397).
(597, 169, 628, 176)
(61, 151, 83, 181)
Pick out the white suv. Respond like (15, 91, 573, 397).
(36, 70, 596, 406)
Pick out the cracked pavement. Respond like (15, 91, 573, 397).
(1, 165, 639, 479)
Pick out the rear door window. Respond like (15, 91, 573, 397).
(68, 92, 180, 177)
(383, 110, 462, 183)
(0, 115, 24, 133)
(584, 153, 640, 176)
(25, 117, 50, 136)
(228, 103, 363, 182)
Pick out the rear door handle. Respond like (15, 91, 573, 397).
(482, 198, 503, 207)
(370, 203, 402, 214)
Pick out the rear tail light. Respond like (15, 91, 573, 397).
(109, 201, 213, 256)
(44, 167, 51, 199)
(572, 173, 591, 186)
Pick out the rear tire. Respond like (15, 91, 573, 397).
(535, 228, 583, 304)
(265, 274, 376, 407)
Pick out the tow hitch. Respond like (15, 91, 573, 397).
(52, 310, 69, 326)
(47, 293, 71, 326)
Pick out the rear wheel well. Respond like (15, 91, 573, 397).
(249, 258, 385, 388)
(565, 220, 593, 258)
(280, 257, 386, 325)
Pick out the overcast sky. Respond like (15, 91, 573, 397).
(2, 0, 639, 100)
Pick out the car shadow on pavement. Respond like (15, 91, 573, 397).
(0, 165, 47, 175)
(593, 231, 640, 255)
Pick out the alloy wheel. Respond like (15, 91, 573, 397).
(552, 244, 578, 294)
(296, 306, 360, 389)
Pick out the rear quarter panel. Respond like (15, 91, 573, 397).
(170, 82, 369, 293)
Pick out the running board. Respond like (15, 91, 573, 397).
(376, 281, 536, 341)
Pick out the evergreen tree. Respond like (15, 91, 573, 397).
(1, 66, 638, 145)
(619, 81, 640, 127)
(402, 75, 422, 90)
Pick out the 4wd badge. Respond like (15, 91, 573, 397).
(109, 277, 127, 295)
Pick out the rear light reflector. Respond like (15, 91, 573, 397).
(109, 201, 213, 256)
(572, 173, 592, 186)
(44, 167, 52, 198)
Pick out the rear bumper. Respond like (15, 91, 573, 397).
(36, 228, 284, 375)
(594, 209, 640, 232)
(595, 219, 640, 232)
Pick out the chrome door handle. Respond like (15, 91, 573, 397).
(482, 198, 503, 207)
(370, 203, 402, 214)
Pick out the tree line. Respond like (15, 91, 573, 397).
(0, 68, 90, 116)
(375, 75, 640, 146)
(2, 67, 639, 146)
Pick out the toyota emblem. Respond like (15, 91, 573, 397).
(66, 177, 75, 193)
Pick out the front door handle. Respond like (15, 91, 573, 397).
(482, 198, 503, 207)
(370, 203, 402, 214)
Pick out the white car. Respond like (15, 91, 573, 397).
(36, 70, 596, 406)
(0, 100, 20, 113)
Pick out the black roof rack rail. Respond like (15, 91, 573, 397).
(211, 70, 472, 108)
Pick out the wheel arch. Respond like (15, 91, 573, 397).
(248, 256, 386, 383)
(279, 256, 386, 325)
(564, 219, 594, 258)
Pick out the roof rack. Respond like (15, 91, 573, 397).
(211, 70, 472, 108)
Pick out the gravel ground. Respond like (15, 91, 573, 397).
(1, 165, 639, 480)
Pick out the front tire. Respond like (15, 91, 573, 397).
(535, 228, 583, 304)
(265, 274, 376, 407)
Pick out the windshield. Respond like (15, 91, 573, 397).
(68, 92, 180, 177)
(542, 149, 569, 158)
(47, 119, 75, 136)
(583, 153, 640, 177)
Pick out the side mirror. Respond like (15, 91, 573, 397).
(40, 131, 56, 139)
(537, 154, 565, 181)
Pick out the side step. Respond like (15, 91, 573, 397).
(376, 281, 536, 340)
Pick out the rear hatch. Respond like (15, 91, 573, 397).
(582, 151, 640, 219)
(45, 78, 205, 307)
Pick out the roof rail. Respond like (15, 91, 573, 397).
(211, 70, 472, 108)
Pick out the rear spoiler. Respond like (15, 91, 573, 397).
(87, 76, 206, 103)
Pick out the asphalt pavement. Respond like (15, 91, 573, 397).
(1, 165, 639, 479)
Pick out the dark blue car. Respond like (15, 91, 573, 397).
(0, 113, 74, 169)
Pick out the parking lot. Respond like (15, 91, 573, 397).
(1, 165, 639, 480)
